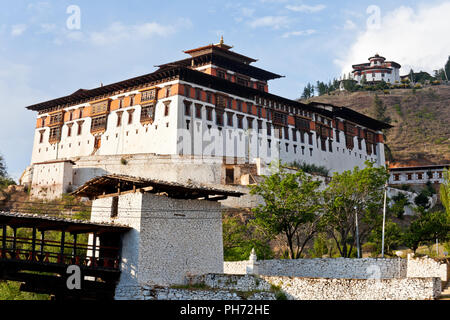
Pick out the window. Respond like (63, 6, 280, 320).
(216, 112, 224, 126)
(308, 133, 313, 145)
(206, 92, 212, 104)
(292, 129, 297, 142)
(394, 174, 400, 181)
(247, 118, 253, 129)
(257, 83, 265, 91)
(141, 89, 156, 102)
(118, 98, 124, 109)
(195, 88, 202, 100)
(267, 124, 271, 136)
(217, 70, 226, 79)
(246, 103, 252, 114)
(130, 95, 135, 106)
(184, 86, 190, 98)
(49, 127, 61, 142)
(237, 77, 248, 86)
(165, 86, 171, 98)
(284, 127, 289, 140)
(77, 121, 83, 135)
(117, 112, 123, 126)
(335, 129, 340, 143)
(91, 115, 107, 132)
(49, 112, 63, 125)
(237, 116, 243, 129)
(39, 130, 44, 143)
(237, 101, 242, 112)
(227, 113, 234, 127)
(140, 105, 155, 122)
(79, 108, 84, 118)
(328, 139, 333, 152)
(300, 131, 305, 144)
(257, 120, 263, 132)
(186, 120, 190, 130)
(164, 102, 170, 116)
(417, 173, 423, 180)
(206, 107, 213, 121)
(128, 110, 134, 124)
(111, 197, 118, 218)
(67, 125, 72, 137)
(407, 174, 412, 180)
(184, 102, 191, 116)
(321, 138, 326, 151)
(69, 111, 73, 121)
(227, 98, 232, 109)
(195, 104, 202, 119)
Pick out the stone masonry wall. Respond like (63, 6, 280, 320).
(224, 258, 407, 279)
(190, 274, 441, 300)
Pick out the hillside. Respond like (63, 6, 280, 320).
(307, 85, 450, 165)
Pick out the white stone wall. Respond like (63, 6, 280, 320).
(406, 255, 448, 282)
(189, 273, 441, 300)
(224, 258, 407, 279)
(261, 276, 440, 300)
(30, 161, 74, 199)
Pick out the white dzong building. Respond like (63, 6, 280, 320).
(352, 54, 401, 84)
(22, 39, 391, 199)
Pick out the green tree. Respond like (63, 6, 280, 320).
(222, 215, 272, 261)
(301, 82, 315, 99)
(0, 154, 15, 189)
(322, 161, 389, 257)
(440, 168, 450, 216)
(249, 166, 323, 259)
(369, 220, 402, 255)
(403, 208, 450, 252)
(390, 193, 410, 219)
(372, 94, 391, 124)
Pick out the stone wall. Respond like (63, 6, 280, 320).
(189, 273, 441, 300)
(224, 257, 407, 279)
(114, 284, 276, 300)
(406, 255, 448, 282)
(224, 256, 449, 283)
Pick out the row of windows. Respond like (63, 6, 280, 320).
(393, 171, 444, 181)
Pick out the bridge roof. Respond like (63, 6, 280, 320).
(0, 211, 131, 234)
(71, 174, 245, 200)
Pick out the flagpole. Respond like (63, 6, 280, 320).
(381, 183, 388, 257)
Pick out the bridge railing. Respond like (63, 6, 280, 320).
(0, 235, 120, 270)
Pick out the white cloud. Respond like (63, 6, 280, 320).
(285, 4, 326, 13)
(89, 19, 191, 46)
(282, 29, 316, 38)
(249, 16, 290, 29)
(11, 24, 27, 37)
(337, 3, 450, 75)
(343, 19, 356, 30)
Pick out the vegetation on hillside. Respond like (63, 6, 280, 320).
(224, 162, 450, 260)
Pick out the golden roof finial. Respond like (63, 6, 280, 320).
(220, 35, 224, 45)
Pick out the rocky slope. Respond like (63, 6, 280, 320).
(307, 85, 450, 165)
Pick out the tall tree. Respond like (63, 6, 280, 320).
(441, 168, 450, 216)
(249, 166, 323, 259)
(322, 161, 389, 257)
(0, 154, 7, 178)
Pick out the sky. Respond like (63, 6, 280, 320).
(1, 0, 450, 180)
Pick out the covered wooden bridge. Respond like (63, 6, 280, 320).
(0, 211, 131, 300)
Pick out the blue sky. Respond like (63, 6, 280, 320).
(1, 0, 450, 179)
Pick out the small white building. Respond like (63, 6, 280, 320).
(389, 164, 449, 187)
(72, 174, 243, 299)
(352, 54, 401, 85)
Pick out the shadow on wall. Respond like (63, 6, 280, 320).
(72, 167, 109, 189)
